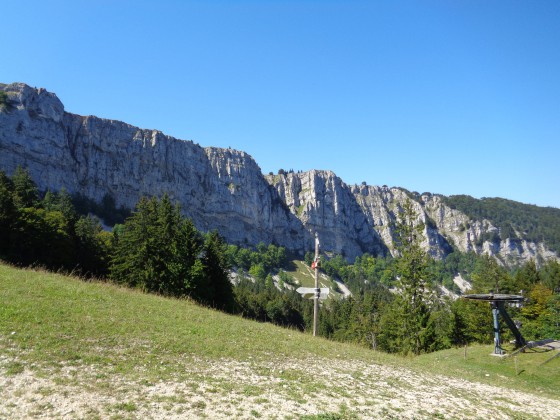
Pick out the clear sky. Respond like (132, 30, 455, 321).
(2, 1, 559, 208)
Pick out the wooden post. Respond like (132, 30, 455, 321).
(313, 232, 319, 337)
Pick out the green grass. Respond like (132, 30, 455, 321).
(411, 344, 559, 398)
(285, 260, 315, 286)
(0, 263, 381, 376)
(0, 262, 558, 402)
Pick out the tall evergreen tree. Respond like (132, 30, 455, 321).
(74, 215, 109, 277)
(0, 171, 16, 255)
(470, 255, 511, 293)
(11, 166, 38, 208)
(201, 230, 235, 311)
(511, 259, 539, 295)
(110, 194, 204, 297)
(391, 199, 432, 355)
(110, 196, 160, 291)
(541, 259, 560, 293)
(56, 188, 78, 225)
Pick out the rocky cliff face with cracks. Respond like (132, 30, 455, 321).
(0, 83, 556, 265)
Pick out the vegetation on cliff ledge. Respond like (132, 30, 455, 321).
(442, 194, 560, 255)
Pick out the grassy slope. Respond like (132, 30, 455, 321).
(0, 262, 378, 376)
(1, 263, 559, 418)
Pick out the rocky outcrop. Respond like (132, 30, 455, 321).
(421, 194, 557, 265)
(349, 185, 452, 259)
(0, 83, 557, 265)
(265, 171, 387, 258)
(0, 83, 305, 251)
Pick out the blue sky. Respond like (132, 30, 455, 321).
(2, 1, 559, 208)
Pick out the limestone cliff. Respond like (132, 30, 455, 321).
(0, 83, 556, 265)
(265, 170, 387, 258)
(0, 83, 304, 251)
(420, 194, 557, 265)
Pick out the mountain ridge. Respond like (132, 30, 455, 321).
(0, 82, 557, 265)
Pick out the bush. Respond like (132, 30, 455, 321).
(0, 91, 9, 111)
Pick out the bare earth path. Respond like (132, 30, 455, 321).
(1, 352, 559, 419)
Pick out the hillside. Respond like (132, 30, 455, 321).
(1, 82, 558, 266)
(1, 263, 558, 419)
(442, 195, 560, 255)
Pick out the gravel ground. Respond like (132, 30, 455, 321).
(1, 352, 559, 419)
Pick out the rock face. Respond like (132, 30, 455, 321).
(0, 83, 557, 265)
(0, 83, 305, 251)
(266, 171, 388, 258)
(420, 194, 557, 265)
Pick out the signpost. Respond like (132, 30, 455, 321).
(296, 287, 330, 300)
(313, 233, 319, 336)
(295, 232, 328, 337)
(296, 232, 329, 337)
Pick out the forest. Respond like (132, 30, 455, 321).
(1, 167, 558, 355)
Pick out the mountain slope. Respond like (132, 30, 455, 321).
(442, 195, 560, 255)
(0, 82, 557, 265)
(1, 263, 558, 419)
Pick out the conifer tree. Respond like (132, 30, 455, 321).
(11, 166, 38, 208)
(470, 255, 511, 293)
(110, 194, 205, 297)
(201, 230, 235, 311)
(110, 196, 160, 291)
(511, 259, 539, 296)
(180, 218, 204, 295)
(541, 259, 560, 293)
(0, 171, 16, 255)
(56, 188, 78, 225)
(74, 215, 109, 276)
(391, 199, 431, 355)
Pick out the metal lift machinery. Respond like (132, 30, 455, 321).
(462, 293, 526, 355)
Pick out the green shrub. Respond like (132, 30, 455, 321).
(0, 91, 8, 111)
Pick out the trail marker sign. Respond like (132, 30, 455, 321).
(296, 287, 329, 300)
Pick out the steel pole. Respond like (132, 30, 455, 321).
(491, 302, 503, 355)
(496, 301, 526, 348)
(313, 232, 319, 337)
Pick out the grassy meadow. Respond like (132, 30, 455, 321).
(1, 262, 559, 419)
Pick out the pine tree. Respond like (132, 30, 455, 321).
(110, 194, 204, 298)
(512, 260, 539, 295)
(110, 196, 159, 290)
(42, 190, 57, 211)
(450, 297, 490, 344)
(541, 259, 560, 293)
(74, 215, 108, 277)
(392, 199, 431, 355)
(11, 166, 38, 208)
(180, 217, 204, 295)
(57, 188, 78, 225)
(470, 255, 511, 293)
(201, 230, 235, 311)
(0, 171, 16, 255)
